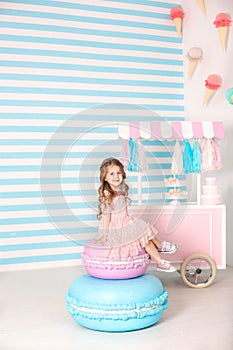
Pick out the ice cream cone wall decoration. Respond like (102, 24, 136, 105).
(202, 74, 222, 107)
(213, 13, 231, 51)
(170, 6, 185, 38)
(186, 47, 203, 79)
(225, 88, 233, 105)
(196, 0, 206, 16)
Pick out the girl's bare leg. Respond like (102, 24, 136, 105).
(151, 237, 162, 249)
(144, 241, 161, 264)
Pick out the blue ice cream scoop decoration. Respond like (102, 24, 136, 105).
(225, 88, 233, 105)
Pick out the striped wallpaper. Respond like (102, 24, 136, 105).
(0, 0, 184, 271)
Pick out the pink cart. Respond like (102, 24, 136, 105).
(120, 120, 225, 288)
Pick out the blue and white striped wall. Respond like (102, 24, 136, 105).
(0, 0, 184, 271)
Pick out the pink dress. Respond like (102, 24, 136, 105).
(96, 192, 158, 259)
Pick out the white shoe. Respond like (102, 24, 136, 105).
(158, 241, 178, 254)
(155, 259, 177, 273)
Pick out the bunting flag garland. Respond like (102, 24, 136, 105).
(120, 126, 222, 174)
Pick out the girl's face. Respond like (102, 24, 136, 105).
(105, 165, 123, 190)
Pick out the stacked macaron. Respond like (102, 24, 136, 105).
(66, 239, 168, 332)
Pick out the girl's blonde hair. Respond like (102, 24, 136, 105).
(97, 158, 130, 219)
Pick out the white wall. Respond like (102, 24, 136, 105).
(182, 0, 233, 265)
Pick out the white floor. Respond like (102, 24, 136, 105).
(1, 265, 233, 350)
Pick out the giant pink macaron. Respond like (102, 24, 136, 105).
(82, 239, 151, 279)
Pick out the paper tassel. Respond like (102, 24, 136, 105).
(128, 138, 139, 172)
(138, 141, 148, 172)
(183, 140, 193, 174)
(120, 139, 130, 169)
(171, 140, 183, 174)
(192, 139, 202, 173)
(201, 139, 214, 171)
(212, 138, 222, 170)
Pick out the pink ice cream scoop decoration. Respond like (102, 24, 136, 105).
(170, 6, 185, 38)
(205, 75, 222, 90)
(202, 74, 222, 107)
(213, 13, 231, 51)
(214, 13, 231, 27)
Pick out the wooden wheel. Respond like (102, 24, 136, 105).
(181, 253, 217, 288)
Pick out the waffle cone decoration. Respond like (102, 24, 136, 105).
(186, 47, 203, 79)
(196, 0, 206, 16)
(170, 6, 185, 38)
(213, 13, 231, 51)
(202, 88, 215, 107)
(202, 74, 222, 107)
(173, 17, 182, 38)
(218, 26, 229, 51)
(188, 60, 198, 79)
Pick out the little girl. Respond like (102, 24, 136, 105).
(95, 157, 177, 272)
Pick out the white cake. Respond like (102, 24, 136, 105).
(200, 177, 221, 205)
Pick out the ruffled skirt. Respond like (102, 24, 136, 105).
(97, 215, 158, 259)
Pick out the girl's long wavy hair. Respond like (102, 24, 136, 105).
(97, 158, 130, 219)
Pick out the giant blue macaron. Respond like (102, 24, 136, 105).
(66, 273, 168, 332)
